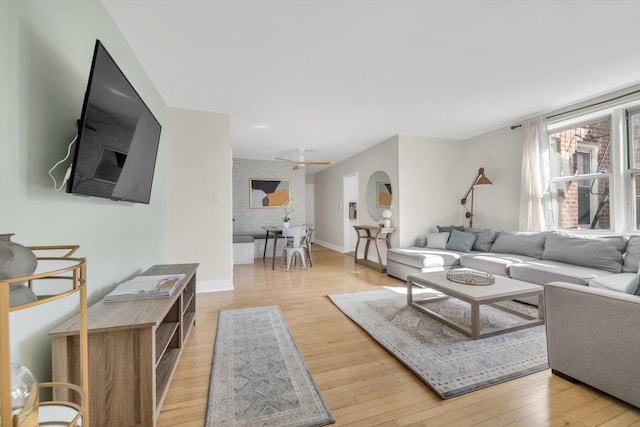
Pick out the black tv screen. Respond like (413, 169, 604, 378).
(67, 40, 161, 204)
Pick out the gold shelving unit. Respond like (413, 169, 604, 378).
(0, 246, 88, 427)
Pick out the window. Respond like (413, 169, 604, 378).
(627, 109, 640, 230)
(544, 90, 640, 233)
(548, 118, 611, 230)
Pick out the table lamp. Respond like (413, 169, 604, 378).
(382, 209, 392, 228)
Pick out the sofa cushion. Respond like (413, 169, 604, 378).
(589, 273, 637, 293)
(542, 232, 624, 274)
(460, 252, 539, 277)
(446, 230, 476, 252)
(509, 260, 613, 286)
(623, 235, 640, 273)
(425, 232, 449, 249)
(386, 247, 462, 270)
(490, 231, 547, 258)
(464, 228, 497, 252)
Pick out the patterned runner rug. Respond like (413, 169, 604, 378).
(206, 305, 334, 427)
(328, 289, 548, 398)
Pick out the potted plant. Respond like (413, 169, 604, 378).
(282, 199, 293, 228)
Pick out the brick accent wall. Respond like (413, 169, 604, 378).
(233, 158, 306, 236)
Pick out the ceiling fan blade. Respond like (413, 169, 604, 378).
(275, 157, 299, 164)
(300, 161, 330, 165)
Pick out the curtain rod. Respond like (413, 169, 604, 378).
(510, 87, 640, 130)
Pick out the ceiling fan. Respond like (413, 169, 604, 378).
(275, 150, 330, 170)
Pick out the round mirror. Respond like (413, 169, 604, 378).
(366, 171, 392, 222)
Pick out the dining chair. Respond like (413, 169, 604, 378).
(281, 226, 307, 271)
(302, 224, 314, 267)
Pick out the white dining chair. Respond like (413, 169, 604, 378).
(281, 226, 307, 271)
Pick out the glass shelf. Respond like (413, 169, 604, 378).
(36, 382, 86, 427)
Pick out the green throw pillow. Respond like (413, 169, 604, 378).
(446, 229, 477, 253)
(625, 270, 640, 296)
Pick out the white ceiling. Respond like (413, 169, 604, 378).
(102, 0, 640, 172)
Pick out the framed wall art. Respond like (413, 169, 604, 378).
(249, 178, 290, 208)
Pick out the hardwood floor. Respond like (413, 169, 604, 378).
(158, 247, 640, 426)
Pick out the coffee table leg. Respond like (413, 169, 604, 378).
(538, 293, 545, 319)
(471, 302, 480, 340)
(407, 277, 413, 305)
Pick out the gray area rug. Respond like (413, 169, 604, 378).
(206, 305, 334, 427)
(328, 288, 548, 398)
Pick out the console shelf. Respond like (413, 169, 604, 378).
(49, 263, 198, 427)
(353, 225, 395, 272)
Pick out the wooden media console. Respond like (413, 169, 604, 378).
(49, 263, 199, 427)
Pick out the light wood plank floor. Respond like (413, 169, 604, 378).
(158, 246, 640, 426)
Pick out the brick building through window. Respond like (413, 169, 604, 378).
(549, 120, 611, 230)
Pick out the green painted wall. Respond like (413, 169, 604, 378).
(0, 0, 169, 382)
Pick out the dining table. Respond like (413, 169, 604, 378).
(261, 226, 284, 270)
(261, 225, 308, 270)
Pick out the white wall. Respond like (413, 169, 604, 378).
(459, 126, 524, 231)
(168, 108, 233, 291)
(314, 137, 399, 252)
(397, 128, 525, 244)
(318, 128, 525, 250)
(1, 0, 168, 382)
(397, 135, 462, 246)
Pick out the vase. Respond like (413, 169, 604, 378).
(0, 363, 39, 426)
(0, 234, 37, 307)
(282, 222, 290, 229)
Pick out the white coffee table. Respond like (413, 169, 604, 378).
(407, 271, 544, 340)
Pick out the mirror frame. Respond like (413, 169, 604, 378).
(366, 171, 392, 222)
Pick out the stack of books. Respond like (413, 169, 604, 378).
(104, 274, 186, 302)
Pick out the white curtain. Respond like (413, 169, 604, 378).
(519, 117, 555, 231)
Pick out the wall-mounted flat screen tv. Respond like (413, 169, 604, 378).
(66, 40, 161, 204)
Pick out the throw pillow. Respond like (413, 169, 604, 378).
(623, 235, 640, 273)
(426, 232, 449, 249)
(414, 237, 428, 247)
(625, 264, 640, 295)
(437, 225, 464, 234)
(464, 227, 497, 252)
(446, 229, 477, 252)
(490, 231, 547, 258)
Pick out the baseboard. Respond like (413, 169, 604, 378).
(313, 239, 345, 253)
(197, 279, 234, 293)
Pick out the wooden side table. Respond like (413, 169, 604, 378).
(353, 225, 396, 272)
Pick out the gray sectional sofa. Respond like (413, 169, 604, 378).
(389, 227, 640, 408)
(387, 228, 639, 295)
(544, 282, 640, 409)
